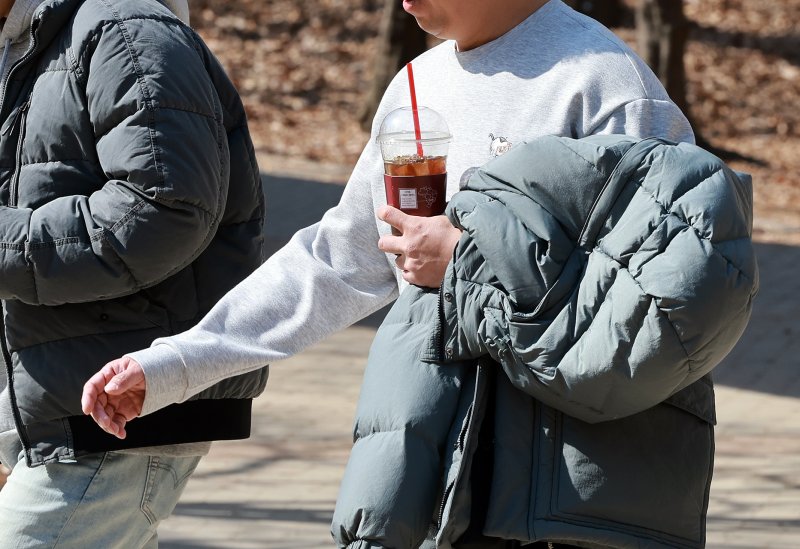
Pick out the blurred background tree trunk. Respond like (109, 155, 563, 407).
(357, 0, 428, 131)
(635, 0, 748, 159)
(636, 0, 690, 117)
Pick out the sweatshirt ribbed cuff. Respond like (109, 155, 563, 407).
(126, 343, 189, 417)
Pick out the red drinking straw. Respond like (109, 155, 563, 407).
(405, 62, 425, 157)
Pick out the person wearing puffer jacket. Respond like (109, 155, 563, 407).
(332, 135, 758, 548)
(0, 0, 267, 546)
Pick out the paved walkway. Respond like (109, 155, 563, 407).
(157, 169, 800, 548)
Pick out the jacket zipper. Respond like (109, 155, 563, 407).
(436, 481, 455, 529)
(436, 400, 475, 527)
(0, 308, 32, 461)
(437, 366, 485, 529)
(0, 12, 40, 464)
(0, 15, 40, 118)
(457, 403, 473, 451)
(8, 98, 30, 207)
(436, 283, 447, 362)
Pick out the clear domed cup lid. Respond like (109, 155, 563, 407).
(376, 106, 451, 161)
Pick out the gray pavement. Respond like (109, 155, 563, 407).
(158, 169, 800, 548)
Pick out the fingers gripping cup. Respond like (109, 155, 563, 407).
(377, 106, 451, 218)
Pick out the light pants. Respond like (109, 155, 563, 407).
(0, 451, 201, 549)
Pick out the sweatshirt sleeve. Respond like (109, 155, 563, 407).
(130, 140, 399, 416)
(590, 97, 696, 144)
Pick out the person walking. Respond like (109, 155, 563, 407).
(82, 0, 722, 547)
(0, 1, 268, 547)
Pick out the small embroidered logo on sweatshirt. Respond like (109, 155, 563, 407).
(459, 133, 515, 189)
(489, 133, 513, 157)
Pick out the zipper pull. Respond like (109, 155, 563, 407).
(1, 99, 30, 136)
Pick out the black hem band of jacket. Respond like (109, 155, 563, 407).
(68, 398, 253, 455)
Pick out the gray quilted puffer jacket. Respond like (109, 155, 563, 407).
(0, 0, 267, 466)
(333, 135, 758, 548)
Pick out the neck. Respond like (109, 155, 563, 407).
(456, 0, 548, 51)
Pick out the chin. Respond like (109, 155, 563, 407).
(413, 18, 443, 38)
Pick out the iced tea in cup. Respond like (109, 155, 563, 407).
(377, 106, 451, 223)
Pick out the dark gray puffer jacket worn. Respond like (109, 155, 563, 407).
(0, 0, 268, 466)
(333, 135, 758, 548)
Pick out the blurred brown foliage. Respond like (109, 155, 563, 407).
(191, 0, 800, 226)
(191, 0, 381, 164)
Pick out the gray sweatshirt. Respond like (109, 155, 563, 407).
(130, 0, 695, 416)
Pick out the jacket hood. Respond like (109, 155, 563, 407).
(161, 0, 190, 24)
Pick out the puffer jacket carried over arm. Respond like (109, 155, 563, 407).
(440, 134, 758, 423)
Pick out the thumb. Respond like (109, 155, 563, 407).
(377, 205, 409, 231)
(105, 360, 144, 394)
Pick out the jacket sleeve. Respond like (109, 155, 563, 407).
(0, 20, 227, 306)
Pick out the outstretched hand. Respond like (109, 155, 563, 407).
(377, 205, 462, 288)
(81, 357, 146, 439)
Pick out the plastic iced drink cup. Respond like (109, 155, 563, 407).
(377, 106, 451, 218)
